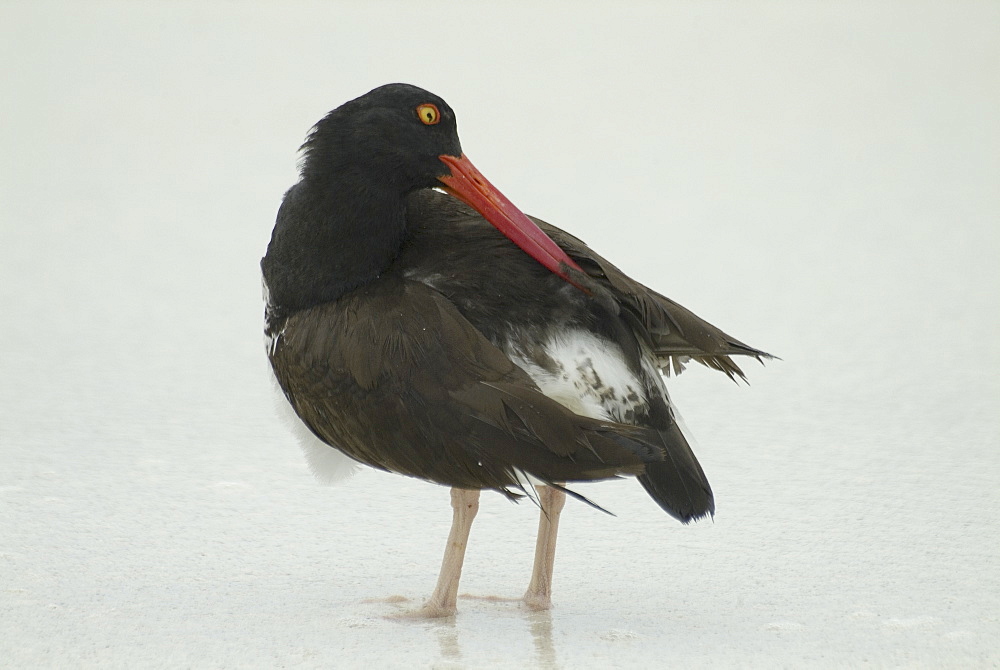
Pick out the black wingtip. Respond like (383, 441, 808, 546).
(505, 479, 616, 516)
(546, 481, 616, 516)
(719, 345, 779, 386)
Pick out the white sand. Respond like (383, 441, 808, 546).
(1, 2, 997, 667)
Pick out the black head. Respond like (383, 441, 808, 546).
(262, 83, 586, 322)
(300, 83, 463, 193)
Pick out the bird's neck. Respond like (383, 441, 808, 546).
(262, 177, 409, 319)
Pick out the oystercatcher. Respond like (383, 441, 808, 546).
(262, 84, 770, 617)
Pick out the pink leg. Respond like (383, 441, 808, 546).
(524, 485, 567, 611)
(400, 487, 480, 618)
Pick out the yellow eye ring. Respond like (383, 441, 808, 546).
(416, 103, 440, 125)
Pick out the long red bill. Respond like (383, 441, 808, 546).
(437, 153, 587, 292)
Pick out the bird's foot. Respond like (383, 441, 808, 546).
(372, 592, 552, 617)
(388, 602, 457, 619)
(522, 590, 553, 611)
(373, 595, 457, 619)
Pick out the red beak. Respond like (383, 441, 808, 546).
(438, 154, 587, 292)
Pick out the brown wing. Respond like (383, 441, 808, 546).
(268, 277, 706, 500)
(535, 220, 774, 382)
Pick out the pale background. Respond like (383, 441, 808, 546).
(1, 2, 998, 668)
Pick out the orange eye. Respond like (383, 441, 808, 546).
(416, 103, 440, 125)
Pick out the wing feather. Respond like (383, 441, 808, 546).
(268, 278, 685, 496)
(536, 220, 774, 382)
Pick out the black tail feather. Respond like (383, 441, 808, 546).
(637, 423, 714, 523)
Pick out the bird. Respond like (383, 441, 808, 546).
(262, 83, 771, 618)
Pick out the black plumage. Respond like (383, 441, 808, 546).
(262, 83, 770, 615)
